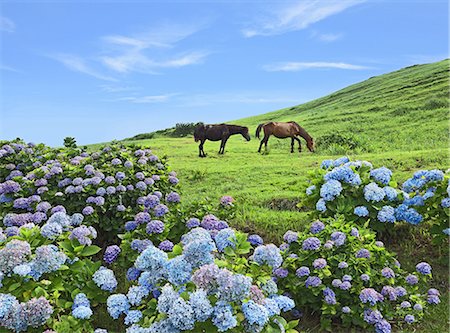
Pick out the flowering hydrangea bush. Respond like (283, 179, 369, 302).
(0, 209, 109, 332)
(302, 156, 449, 237)
(106, 226, 298, 333)
(276, 217, 440, 332)
(0, 140, 179, 245)
(400, 170, 450, 242)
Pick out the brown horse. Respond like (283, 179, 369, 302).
(256, 121, 315, 153)
(194, 123, 251, 157)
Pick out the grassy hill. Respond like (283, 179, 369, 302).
(234, 59, 449, 153)
(92, 60, 450, 332)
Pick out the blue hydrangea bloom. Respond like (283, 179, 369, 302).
(354, 206, 369, 217)
(316, 198, 327, 212)
(93, 267, 118, 292)
(124, 310, 143, 325)
(370, 167, 392, 185)
(253, 244, 283, 268)
(242, 300, 269, 326)
(214, 228, 236, 252)
(107, 294, 130, 319)
(320, 180, 343, 201)
(310, 221, 325, 234)
(189, 289, 213, 322)
(167, 298, 195, 331)
(166, 255, 192, 285)
(377, 206, 396, 223)
(212, 301, 237, 332)
(127, 286, 150, 306)
(364, 182, 385, 202)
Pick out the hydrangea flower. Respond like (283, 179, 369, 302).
(310, 221, 325, 234)
(305, 276, 322, 288)
(316, 199, 327, 212)
(364, 182, 385, 202)
(320, 180, 343, 201)
(370, 167, 392, 185)
(107, 294, 130, 319)
(93, 267, 118, 292)
(359, 288, 384, 306)
(189, 289, 213, 322)
(302, 237, 321, 251)
(283, 230, 298, 243)
(253, 244, 283, 268)
(248, 234, 263, 246)
(416, 262, 432, 275)
(104, 245, 121, 264)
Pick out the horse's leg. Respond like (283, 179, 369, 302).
(290, 137, 295, 153)
(258, 139, 264, 153)
(295, 137, 302, 152)
(219, 139, 224, 154)
(264, 134, 270, 150)
(199, 139, 206, 157)
(220, 138, 228, 154)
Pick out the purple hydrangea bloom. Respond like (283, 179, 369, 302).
(302, 237, 321, 251)
(104, 245, 121, 264)
(274, 267, 289, 278)
(296, 266, 310, 277)
(313, 258, 327, 269)
(158, 240, 174, 252)
(381, 267, 395, 278)
(146, 220, 165, 234)
(186, 218, 200, 229)
(416, 262, 432, 275)
(356, 248, 371, 259)
(166, 192, 181, 203)
(359, 288, 384, 305)
(283, 230, 298, 243)
(154, 204, 169, 217)
(310, 221, 325, 234)
(248, 234, 263, 246)
(330, 231, 346, 246)
(305, 276, 322, 288)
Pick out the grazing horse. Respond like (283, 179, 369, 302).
(256, 121, 315, 153)
(194, 123, 251, 157)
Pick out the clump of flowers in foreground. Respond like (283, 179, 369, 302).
(302, 156, 449, 238)
(107, 226, 298, 333)
(276, 217, 440, 332)
(0, 211, 108, 332)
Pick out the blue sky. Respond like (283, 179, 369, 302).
(0, 0, 448, 146)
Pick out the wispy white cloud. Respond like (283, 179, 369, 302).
(263, 61, 372, 72)
(113, 93, 177, 104)
(242, 0, 364, 37)
(50, 54, 117, 81)
(310, 30, 343, 42)
(176, 92, 301, 107)
(99, 84, 140, 93)
(99, 24, 209, 74)
(0, 16, 15, 32)
(50, 23, 209, 80)
(0, 64, 21, 73)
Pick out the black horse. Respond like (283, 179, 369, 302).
(194, 123, 251, 157)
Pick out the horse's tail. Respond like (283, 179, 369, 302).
(194, 122, 205, 142)
(255, 123, 264, 139)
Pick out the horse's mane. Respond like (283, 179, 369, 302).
(290, 121, 313, 141)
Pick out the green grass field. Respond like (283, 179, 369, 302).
(92, 60, 450, 332)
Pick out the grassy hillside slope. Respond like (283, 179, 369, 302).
(235, 59, 449, 153)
